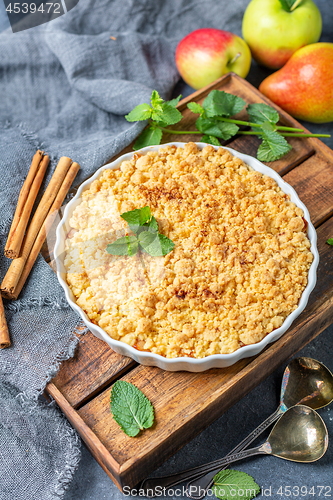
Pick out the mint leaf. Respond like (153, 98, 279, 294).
(257, 130, 292, 162)
(151, 90, 163, 111)
(203, 90, 246, 118)
(106, 235, 138, 256)
(196, 117, 239, 140)
(148, 215, 159, 232)
(121, 206, 151, 226)
(157, 233, 175, 255)
(121, 206, 151, 232)
(212, 470, 260, 500)
(327, 238, 333, 246)
(247, 103, 279, 125)
(259, 121, 276, 132)
(110, 381, 154, 437)
(187, 102, 205, 115)
(139, 231, 174, 256)
(134, 126, 163, 150)
(156, 102, 183, 127)
(201, 135, 221, 146)
(125, 103, 152, 122)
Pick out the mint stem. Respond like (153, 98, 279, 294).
(238, 131, 331, 138)
(276, 125, 305, 132)
(278, 133, 331, 138)
(215, 116, 304, 132)
(160, 127, 202, 135)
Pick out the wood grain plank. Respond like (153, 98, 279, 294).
(283, 151, 333, 227)
(52, 330, 136, 408)
(46, 382, 123, 489)
(306, 216, 333, 308)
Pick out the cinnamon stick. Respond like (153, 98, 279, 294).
(11, 162, 80, 299)
(5, 152, 50, 259)
(0, 294, 10, 348)
(1, 157, 73, 299)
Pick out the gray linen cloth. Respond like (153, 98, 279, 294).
(0, 0, 271, 498)
(0, 1, 179, 496)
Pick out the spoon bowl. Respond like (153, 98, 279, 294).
(265, 404, 329, 462)
(280, 357, 333, 412)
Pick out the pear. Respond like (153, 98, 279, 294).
(259, 43, 333, 123)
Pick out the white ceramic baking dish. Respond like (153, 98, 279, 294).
(54, 142, 319, 372)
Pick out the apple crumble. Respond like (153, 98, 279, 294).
(64, 143, 313, 358)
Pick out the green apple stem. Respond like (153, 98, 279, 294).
(290, 0, 302, 11)
(215, 116, 304, 132)
(278, 0, 302, 12)
(229, 52, 241, 65)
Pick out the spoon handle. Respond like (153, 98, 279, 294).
(186, 407, 282, 499)
(141, 445, 266, 495)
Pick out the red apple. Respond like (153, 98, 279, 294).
(175, 28, 251, 90)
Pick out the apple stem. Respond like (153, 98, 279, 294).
(229, 52, 241, 65)
(290, 0, 302, 11)
(216, 116, 304, 132)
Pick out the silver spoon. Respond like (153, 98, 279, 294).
(140, 357, 333, 496)
(186, 357, 333, 499)
(142, 405, 328, 496)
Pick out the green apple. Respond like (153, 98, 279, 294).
(242, 0, 322, 69)
(175, 29, 251, 90)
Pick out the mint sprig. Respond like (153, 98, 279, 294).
(125, 90, 330, 162)
(327, 238, 333, 246)
(212, 469, 260, 500)
(110, 381, 154, 437)
(106, 206, 175, 257)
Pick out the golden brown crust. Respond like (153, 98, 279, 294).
(64, 143, 313, 358)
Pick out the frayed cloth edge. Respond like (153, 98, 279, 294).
(4, 296, 73, 312)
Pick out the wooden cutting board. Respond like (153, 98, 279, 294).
(44, 73, 333, 491)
